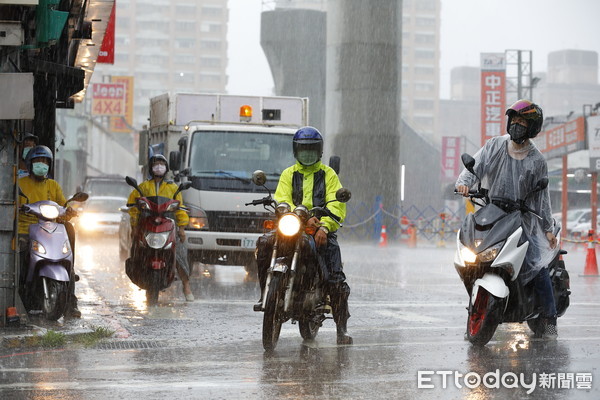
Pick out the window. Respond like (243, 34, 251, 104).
(200, 57, 221, 68)
(200, 40, 221, 50)
(175, 38, 196, 49)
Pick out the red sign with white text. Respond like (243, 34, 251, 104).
(441, 136, 463, 181)
(97, 3, 115, 64)
(91, 83, 125, 116)
(480, 53, 506, 145)
(533, 116, 586, 159)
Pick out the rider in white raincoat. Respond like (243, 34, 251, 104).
(456, 99, 559, 337)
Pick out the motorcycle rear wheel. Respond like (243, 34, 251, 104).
(466, 288, 500, 346)
(263, 275, 284, 351)
(42, 278, 68, 321)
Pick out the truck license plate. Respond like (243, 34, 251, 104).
(242, 237, 256, 249)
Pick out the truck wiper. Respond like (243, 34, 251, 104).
(195, 170, 251, 184)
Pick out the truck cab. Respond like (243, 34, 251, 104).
(145, 93, 308, 275)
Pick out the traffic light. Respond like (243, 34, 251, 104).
(35, 0, 69, 45)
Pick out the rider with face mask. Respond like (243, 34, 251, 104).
(455, 99, 558, 338)
(255, 126, 353, 345)
(17, 133, 39, 178)
(126, 154, 194, 301)
(18, 145, 81, 317)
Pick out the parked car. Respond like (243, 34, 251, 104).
(76, 196, 128, 237)
(552, 208, 596, 233)
(560, 208, 600, 236)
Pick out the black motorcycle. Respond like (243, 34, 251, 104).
(247, 170, 351, 351)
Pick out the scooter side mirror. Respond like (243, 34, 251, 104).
(335, 188, 352, 203)
(536, 178, 549, 191)
(252, 170, 267, 186)
(174, 181, 192, 198)
(18, 187, 30, 204)
(68, 192, 89, 203)
(125, 176, 144, 196)
(461, 153, 476, 175)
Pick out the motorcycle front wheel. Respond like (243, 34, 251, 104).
(145, 269, 163, 306)
(42, 278, 68, 321)
(263, 274, 285, 351)
(466, 288, 501, 346)
(299, 318, 320, 340)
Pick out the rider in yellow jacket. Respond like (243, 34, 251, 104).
(18, 145, 81, 317)
(256, 126, 352, 345)
(127, 154, 193, 301)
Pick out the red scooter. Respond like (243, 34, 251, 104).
(124, 176, 191, 304)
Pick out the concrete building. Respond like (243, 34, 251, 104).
(401, 0, 441, 143)
(93, 0, 229, 129)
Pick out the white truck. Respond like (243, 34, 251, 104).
(143, 93, 309, 275)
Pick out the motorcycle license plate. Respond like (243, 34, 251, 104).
(241, 237, 256, 249)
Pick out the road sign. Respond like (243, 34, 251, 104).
(91, 83, 126, 116)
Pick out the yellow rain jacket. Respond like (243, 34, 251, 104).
(275, 161, 345, 233)
(127, 179, 189, 228)
(18, 176, 67, 235)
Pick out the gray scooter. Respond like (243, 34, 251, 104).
(20, 192, 88, 320)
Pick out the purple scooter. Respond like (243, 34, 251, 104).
(19, 192, 88, 320)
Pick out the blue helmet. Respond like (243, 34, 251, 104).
(293, 126, 323, 166)
(26, 145, 53, 174)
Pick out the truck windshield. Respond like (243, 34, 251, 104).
(189, 130, 294, 180)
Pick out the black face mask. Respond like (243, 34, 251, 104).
(509, 123, 528, 144)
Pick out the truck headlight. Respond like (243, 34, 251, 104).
(278, 214, 301, 236)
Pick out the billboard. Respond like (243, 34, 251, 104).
(533, 116, 586, 160)
(480, 53, 506, 145)
(91, 83, 126, 116)
(109, 76, 134, 132)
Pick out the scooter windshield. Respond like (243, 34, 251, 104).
(473, 203, 507, 227)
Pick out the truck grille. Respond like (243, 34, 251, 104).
(206, 211, 271, 233)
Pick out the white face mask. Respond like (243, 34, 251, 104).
(152, 164, 167, 176)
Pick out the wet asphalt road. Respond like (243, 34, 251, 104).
(1, 236, 599, 399)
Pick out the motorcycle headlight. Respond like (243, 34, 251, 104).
(278, 214, 301, 236)
(32, 240, 46, 254)
(40, 205, 59, 219)
(145, 232, 170, 249)
(478, 242, 504, 263)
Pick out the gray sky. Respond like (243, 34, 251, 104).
(227, 0, 600, 99)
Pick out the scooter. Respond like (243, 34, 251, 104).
(247, 170, 351, 351)
(20, 191, 89, 320)
(124, 176, 191, 305)
(454, 154, 570, 345)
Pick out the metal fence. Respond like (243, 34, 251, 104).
(338, 201, 463, 244)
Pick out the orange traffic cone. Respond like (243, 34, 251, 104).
(583, 230, 600, 277)
(379, 225, 388, 247)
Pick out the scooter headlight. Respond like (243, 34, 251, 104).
(40, 205, 59, 220)
(478, 242, 504, 263)
(460, 245, 477, 264)
(32, 240, 46, 254)
(278, 214, 301, 236)
(145, 232, 170, 249)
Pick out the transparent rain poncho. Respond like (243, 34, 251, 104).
(456, 135, 554, 283)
